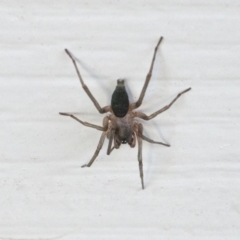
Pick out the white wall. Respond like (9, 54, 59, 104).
(1, 0, 240, 239)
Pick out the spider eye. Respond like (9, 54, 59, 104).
(121, 140, 127, 144)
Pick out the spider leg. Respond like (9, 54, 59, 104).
(135, 87, 191, 120)
(59, 112, 106, 131)
(81, 132, 106, 167)
(136, 124, 144, 189)
(107, 129, 115, 155)
(131, 37, 163, 110)
(137, 121, 170, 146)
(108, 146, 115, 155)
(141, 134, 170, 147)
(137, 132, 144, 189)
(65, 49, 111, 114)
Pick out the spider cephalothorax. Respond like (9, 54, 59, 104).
(60, 37, 191, 189)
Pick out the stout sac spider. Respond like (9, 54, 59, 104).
(60, 37, 191, 189)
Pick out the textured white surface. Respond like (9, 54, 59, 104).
(1, 0, 240, 239)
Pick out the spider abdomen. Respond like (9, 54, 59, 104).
(111, 79, 129, 118)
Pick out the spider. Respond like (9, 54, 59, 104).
(60, 37, 191, 189)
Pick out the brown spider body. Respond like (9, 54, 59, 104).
(109, 107, 136, 147)
(60, 37, 191, 189)
(110, 79, 135, 147)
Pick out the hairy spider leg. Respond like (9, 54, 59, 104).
(107, 129, 115, 155)
(136, 122, 170, 189)
(81, 132, 107, 168)
(59, 112, 106, 131)
(136, 124, 144, 189)
(141, 134, 170, 147)
(135, 87, 191, 120)
(131, 36, 163, 110)
(65, 49, 111, 114)
(137, 122, 170, 147)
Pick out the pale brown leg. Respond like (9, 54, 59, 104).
(65, 49, 111, 114)
(137, 134, 144, 189)
(141, 134, 170, 147)
(59, 112, 105, 131)
(107, 129, 115, 155)
(137, 121, 170, 147)
(81, 132, 106, 167)
(109, 146, 115, 154)
(136, 124, 144, 189)
(135, 87, 191, 120)
(131, 37, 163, 110)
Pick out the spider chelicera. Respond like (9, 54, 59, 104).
(60, 37, 191, 189)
